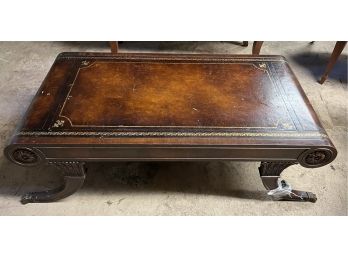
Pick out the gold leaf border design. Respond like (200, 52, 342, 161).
(56, 61, 293, 130)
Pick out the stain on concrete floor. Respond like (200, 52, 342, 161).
(0, 41, 347, 215)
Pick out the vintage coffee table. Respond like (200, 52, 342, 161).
(4, 53, 337, 204)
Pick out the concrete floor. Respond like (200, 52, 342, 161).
(0, 41, 347, 215)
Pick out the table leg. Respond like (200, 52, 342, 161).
(109, 41, 119, 53)
(259, 162, 317, 202)
(21, 161, 86, 204)
(252, 41, 264, 55)
(319, 41, 347, 84)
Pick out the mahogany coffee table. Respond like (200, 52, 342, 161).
(4, 53, 337, 204)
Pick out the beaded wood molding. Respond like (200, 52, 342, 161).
(17, 131, 328, 138)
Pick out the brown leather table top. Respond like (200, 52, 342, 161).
(6, 52, 336, 165)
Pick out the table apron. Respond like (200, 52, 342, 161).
(35, 146, 310, 161)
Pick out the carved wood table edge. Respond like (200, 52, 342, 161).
(4, 52, 337, 204)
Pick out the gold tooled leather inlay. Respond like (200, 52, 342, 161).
(17, 131, 328, 138)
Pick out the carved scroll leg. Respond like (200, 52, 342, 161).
(21, 161, 86, 204)
(259, 162, 317, 203)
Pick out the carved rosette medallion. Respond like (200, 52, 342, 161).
(305, 151, 327, 165)
(299, 148, 336, 168)
(12, 148, 40, 165)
